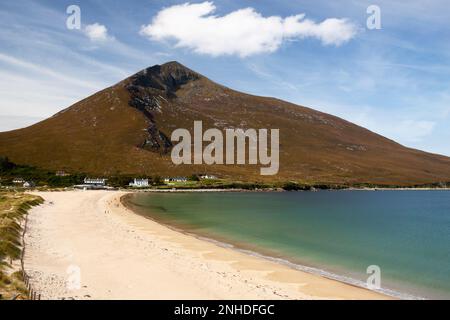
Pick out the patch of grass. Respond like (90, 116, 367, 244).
(0, 192, 43, 300)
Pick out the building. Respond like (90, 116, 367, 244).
(13, 178, 25, 184)
(129, 178, 149, 187)
(199, 174, 218, 180)
(164, 177, 188, 183)
(74, 178, 110, 190)
(23, 181, 35, 188)
(83, 178, 107, 186)
(56, 170, 70, 177)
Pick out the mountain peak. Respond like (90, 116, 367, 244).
(139, 61, 200, 79)
(129, 61, 201, 94)
(161, 60, 191, 71)
(3, 61, 450, 185)
(122, 61, 203, 153)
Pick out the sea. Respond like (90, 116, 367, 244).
(124, 190, 450, 299)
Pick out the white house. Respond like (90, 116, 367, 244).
(13, 178, 25, 184)
(84, 178, 107, 186)
(199, 174, 218, 180)
(129, 178, 149, 187)
(23, 181, 35, 188)
(164, 177, 188, 183)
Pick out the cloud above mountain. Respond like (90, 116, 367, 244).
(140, 1, 358, 57)
(84, 23, 112, 42)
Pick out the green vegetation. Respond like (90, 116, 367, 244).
(153, 180, 276, 190)
(0, 192, 43, 300)
(188, 174, 200, 182)
(1, 156, 84, 187)
(2, 155, 449, 191)
(281, 182, 312, 191)
(0, 157, 14, 172)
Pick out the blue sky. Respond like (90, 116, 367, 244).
(1, 0, 449, 155)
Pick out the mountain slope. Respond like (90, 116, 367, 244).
(1, 61, 450, 185)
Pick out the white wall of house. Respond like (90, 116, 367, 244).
(130, 179, 149, 187)
(84, 178, 107, 185)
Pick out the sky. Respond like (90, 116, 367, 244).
(0, 0, 449, 155)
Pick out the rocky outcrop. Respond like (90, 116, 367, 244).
(126, 62, 200, 153)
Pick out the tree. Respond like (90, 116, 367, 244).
(188, 174, 200, 182)
(0, 156, 15, 172)
(152, 176, 163, 185)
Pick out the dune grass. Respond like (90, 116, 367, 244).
(0, 192, 43, 300)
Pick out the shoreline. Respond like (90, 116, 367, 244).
(121, 187, 450, 192)
(5, 185, 450, 194)
(24, 190, 390, 299)
(122, 193, 419, 300)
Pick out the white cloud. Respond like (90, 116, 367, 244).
(140, 1, 358, 57)
(84, 23, 112, 42)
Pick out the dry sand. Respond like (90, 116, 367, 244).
(23, 190, 389, 300)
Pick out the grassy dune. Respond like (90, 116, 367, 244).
(0, 192, 43, 300)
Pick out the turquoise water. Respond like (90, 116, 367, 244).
(125, 191, 450, 299)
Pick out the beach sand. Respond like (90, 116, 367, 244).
(23, 190, 389, 300)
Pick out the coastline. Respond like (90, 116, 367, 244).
(113, 186, 450, 193)
(121, 193, 420, 300)
(24, 190, 390, 300)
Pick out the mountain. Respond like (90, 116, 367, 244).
(1, 61, 450, 185)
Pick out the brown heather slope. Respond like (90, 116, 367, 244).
(1, 61, 450, 185)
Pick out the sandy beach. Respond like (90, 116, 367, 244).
(23, 190, 389, 300)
